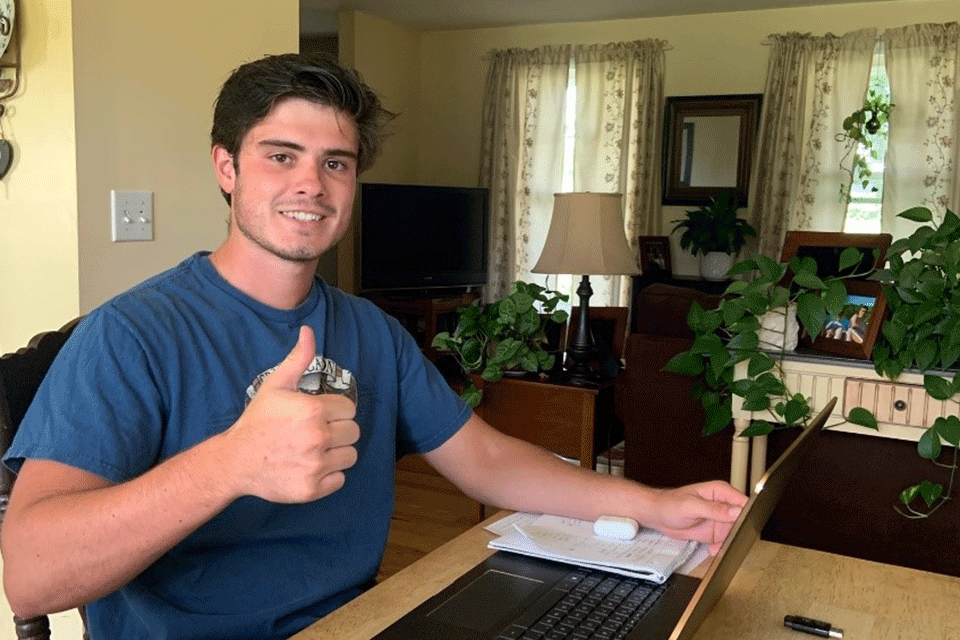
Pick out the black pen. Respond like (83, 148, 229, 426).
(784, 615, 843, 638)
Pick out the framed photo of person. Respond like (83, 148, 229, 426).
(637, 236, 672, 275)
(802, 279, 887, 359)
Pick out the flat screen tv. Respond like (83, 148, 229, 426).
(359, 183, 489, 294)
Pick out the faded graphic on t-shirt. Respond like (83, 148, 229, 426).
(246, 356, 358, 406)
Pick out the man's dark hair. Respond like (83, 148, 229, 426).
(211, 52, 395, 204)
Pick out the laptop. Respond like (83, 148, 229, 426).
(374, 397, 836, 640)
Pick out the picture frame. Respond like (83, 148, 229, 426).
(637, 235, 672, 275)
(802, 279, 887, 359)
(779, 231, 893, 278)
(662, 94, 762, 206)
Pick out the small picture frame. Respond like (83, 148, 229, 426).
(637, 236, 672, 275)
(802, 279, 887, 359)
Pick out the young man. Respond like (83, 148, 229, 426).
(2, 53, 746, 640)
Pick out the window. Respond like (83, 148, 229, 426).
(844, 44, 889, 233)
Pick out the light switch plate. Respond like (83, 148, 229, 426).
(111, 190, 153, 242)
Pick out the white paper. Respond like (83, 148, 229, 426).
(486, 513, 698, 584)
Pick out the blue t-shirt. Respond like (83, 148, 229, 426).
(5, 252, 472, 640)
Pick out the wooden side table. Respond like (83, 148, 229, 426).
(471, 374, 618, 470)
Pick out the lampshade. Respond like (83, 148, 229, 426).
(532, 192, 639, 276)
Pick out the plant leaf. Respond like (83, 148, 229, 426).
(727, 330, 760, 354)
(898, 207, 933, 223)
(914, 340, 939, 372)
(924, 374, 953, 401)
(846, 407, 878, 430)
(793, 271, 828, 290)
(899, 484, 920, 506)
(783, 397, 809, 425)
(662, 351, 705, 376)
(917, 426, 942, 460)
(882, 320, 907, 354)
(702, 401, 733, 435)
(739, 420, 775, 437)
(796, 292, 827, 340)
(748, 352, 776, 377)
(460, 384, 483, 408)
(919, 480, 943, 507)
(936, 416, 960, 446)
(823, 280, 848, 315)
(838, 246, 863, 272)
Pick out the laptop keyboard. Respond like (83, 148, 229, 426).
(495, 568, 668, 640)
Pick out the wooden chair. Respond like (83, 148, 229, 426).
(0, 317, 88, 640)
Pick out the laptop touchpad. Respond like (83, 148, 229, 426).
(427, 569, 543, 632)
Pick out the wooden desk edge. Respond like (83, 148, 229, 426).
(288, 512, 960, 640)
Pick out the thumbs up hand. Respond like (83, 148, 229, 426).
(223, 326, 360, 503)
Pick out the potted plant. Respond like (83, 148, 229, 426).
(665, 205, 960, 519)
(870, 206, 960, 518)
(836, 89, 894, 202)
(671, 190, 757, 280)
(662, 249, 877, 437)
(432, 281, 568, 407)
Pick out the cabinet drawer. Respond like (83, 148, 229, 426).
(843, 377, 955, 430)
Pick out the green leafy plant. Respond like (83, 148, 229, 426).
(432, 281, 568, 407)
(671, 190, 757, 257)
(665, 205, 960, 520)
(662, 250, 879, 438)
(836, 89, 894, 202)
(870, 206, 960, 518)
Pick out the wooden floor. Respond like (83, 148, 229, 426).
(378, 460, 485, 581)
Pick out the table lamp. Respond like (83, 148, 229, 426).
(532, 192, 639, 384)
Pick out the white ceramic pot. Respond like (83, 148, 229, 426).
(700, 251, 734, 281)
(758, 304, 799, 351)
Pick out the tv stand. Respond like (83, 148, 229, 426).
(372, 286, 481, 301)
(362, 291, 480, 361)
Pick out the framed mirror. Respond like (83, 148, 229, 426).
(662, 94, 762, 206)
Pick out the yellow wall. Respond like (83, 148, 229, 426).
(74, 0, 299, 311)
(0, 0, 79, 353)
(0, 0, 298, 354)
(415, 0, 960, 273)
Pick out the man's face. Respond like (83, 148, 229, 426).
(212, 98, 359, 263)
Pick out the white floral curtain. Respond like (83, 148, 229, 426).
(882, 22, 960, 237)
(750, 29, 876, 259)
(479, 41, 666, 304)
(479, 46, 568, 301)
(566, 42, 666, 306)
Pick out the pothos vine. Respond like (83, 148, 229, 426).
(836, 89, 894, 203)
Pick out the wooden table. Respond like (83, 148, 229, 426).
(291, 512, 960, 640)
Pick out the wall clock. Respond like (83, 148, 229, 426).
(0, 0, 13, 59)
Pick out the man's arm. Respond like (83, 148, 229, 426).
(423, 414, 747, 552)
(1, 326, 359, 619)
